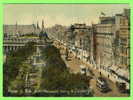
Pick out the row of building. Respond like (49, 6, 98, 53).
(3, 9, 130, 89)
(3, 20, 45, 37)
(52, 9, 130, 88)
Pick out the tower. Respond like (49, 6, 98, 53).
(15, 21, 18, 36)
(42, 19, 44, 32)
(32, 21, 36, 34)
(37, 21, 40, 29)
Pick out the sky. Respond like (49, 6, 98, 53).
(4, 4, 130, 28)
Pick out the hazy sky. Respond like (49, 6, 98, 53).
(4, 4, 130, 27)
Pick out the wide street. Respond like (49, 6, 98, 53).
(61, 53, 129, 97)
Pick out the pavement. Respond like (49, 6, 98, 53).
(61, 54, 129, 97)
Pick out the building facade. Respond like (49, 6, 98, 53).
(64, 23, 92, 63)
(93, 9, 130, 88)
(114, 9, 130, 70)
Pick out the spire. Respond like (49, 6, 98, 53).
(32, 21, 36, 29)
(42, 19, 44, 32)
(16, 21, 18, 29)
(32, 21, 36, 34)
(37, 21, 40, 29)
(15, 21, 18, 34)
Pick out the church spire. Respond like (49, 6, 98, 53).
(15, 21, 18, 34)
(16, 21, 17, 28)
(42, 19, 44, 32)
(37, 21, 40, 29)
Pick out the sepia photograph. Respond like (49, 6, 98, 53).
(3, 4, 130, 97)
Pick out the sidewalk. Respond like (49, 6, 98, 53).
(63, 55, 129, 97)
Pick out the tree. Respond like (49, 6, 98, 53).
(41, 45, 67, 70)
(3, 41, 36, 96)
(41, 67, 89, 91)
(10, 78, 25, 96)
(40, 45, 90, 93)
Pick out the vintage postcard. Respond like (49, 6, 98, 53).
(3, 4, 130, 97)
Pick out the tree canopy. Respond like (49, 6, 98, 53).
(3, 42, 36, 96)
(40, 45, 90, 92)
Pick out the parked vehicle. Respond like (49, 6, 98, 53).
(96, 77, 110, 93)
(116, 82, 127, 93)
(80, 65, 86, 75)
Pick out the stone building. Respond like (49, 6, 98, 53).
(46, 24, 67, 41)
(95, 20, 115, 68)
(64, 23, 92, 62)
(114, 9, 130, 70)
(94, 9, 130, 70)
(93, 9, 130, 88)
(4, 22, 41, 37)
